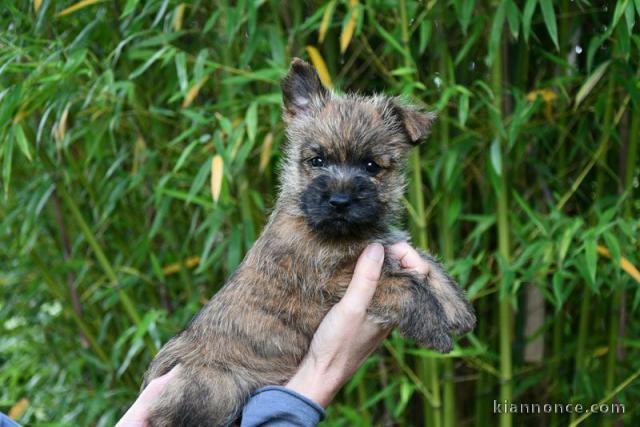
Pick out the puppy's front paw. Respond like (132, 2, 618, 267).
(399, 279, 453, 353)
(420, 253, 476, 335)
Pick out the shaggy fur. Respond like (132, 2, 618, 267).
(143, 58, 476, 427)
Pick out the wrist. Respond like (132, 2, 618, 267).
(285, 356, 344, 407)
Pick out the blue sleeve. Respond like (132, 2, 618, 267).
(240, 386, 325, 427)
(0, 413, 20, 427)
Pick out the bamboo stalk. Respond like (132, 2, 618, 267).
(438, 30, 457, 427)
(491, 20, 513, 427)
(550, 310, 564, 427)
(570, 57, 616, 426)
(37, 150, 158, 355)
(31, 252, 111, 367)
(398, 1, 441, 426)
(602, 83, 638, 427)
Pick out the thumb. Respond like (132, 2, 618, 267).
(117, 365, 181, 426)
(341, 243, 385, 308)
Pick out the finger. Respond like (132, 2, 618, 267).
(341, 243, 385, 308)
(117, 365, 181, 425)
(388, 242, 429, 275)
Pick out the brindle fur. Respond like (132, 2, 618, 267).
(144, 59, 476, 427)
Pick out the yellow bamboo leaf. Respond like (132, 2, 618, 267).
(55, 104, 70, 143)
(173, 3, 186, 31)
(230, 132, 243, 160)
(526, 89, 557, 103)
(34, 0, 42, 13)
(318, 0, 337, 43)
(57, 0, 106, 17)
(259, 132, 274, 172)
(131, 136, 146, 175)
(210, 155, 223, 202)
(593, 346, 609, 357)
(9, 398, 29, 420)
(597, 245, 640, 284)
(527, 89, 557, 120)
(13, 110, 28, 124)
(340, 0, 359, 54)
(182, 75, 209, 108)
(305, 46, 333, 89)
(162, 256, 200, 275)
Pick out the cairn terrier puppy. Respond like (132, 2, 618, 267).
(143, 58, 475, 426)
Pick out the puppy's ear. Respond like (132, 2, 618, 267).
(390, 98, 437, 145)
(281, 58, 329, 121)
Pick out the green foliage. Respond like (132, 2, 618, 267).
(1, 0, 639, 426)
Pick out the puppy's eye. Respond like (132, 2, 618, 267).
(310, 156, 325, 167)
(364, 160, 381, 175)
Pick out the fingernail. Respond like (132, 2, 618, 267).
(366, 243, 384, 262)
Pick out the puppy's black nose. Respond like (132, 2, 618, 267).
(328, 193, 351, 209)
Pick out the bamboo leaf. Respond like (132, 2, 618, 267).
(128, 46, 170, 79)
(34, 0, 42, 13)
(523, 0, 537, 43)
(454, 22, 481, 64)
(162, 256, 200, 275)
(55, 104, 70, 144)
(539, 0, 559, 50)
(210, 155, 223, 202)
(340, 0, 359, 54)
(259, 132, 274, 172)
(505, 0, 520, 39)
(9, 398, 29, 419)
(602, 234, 621, 265)
(173, 140, 198, 172)
(121, 0, 140, 17)
(175, 52, 188, 92)
(374, 21, 411, 60)
(558, 218, 583, 265)
(486, 0, 506, 65)
(418, 20, 432, 54)
(13, 124, 32, 162)
(597, 245, 640, 284)
(57, 0, 106, 17)
(305, 46, 334, 88)
(246, 102, 258, 143)
(625, 0, 635, 33)
(585, 238, 598, 287)
(574, 60, 611, 109)
(182, 75, 209, 108)
(552, 271, 572, 310)
(189, 158, 213, 203)
(456, 0, 475, 34)
(319, 0, 337, 43)
(458, 92, 469, 127)
(3, 134, 14, 195)
(174, 3, 186, 31)
(490, 138, 502, 176)
(611, 0, 629, 31)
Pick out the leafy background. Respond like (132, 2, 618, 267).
(1, 0, 639, 426)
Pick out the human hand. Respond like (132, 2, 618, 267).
(387, 241, 431, 277)
(286, 242, 430, 407)
(115, 365, 181, 427)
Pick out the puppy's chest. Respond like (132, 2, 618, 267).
(272, 249, 356, 296)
